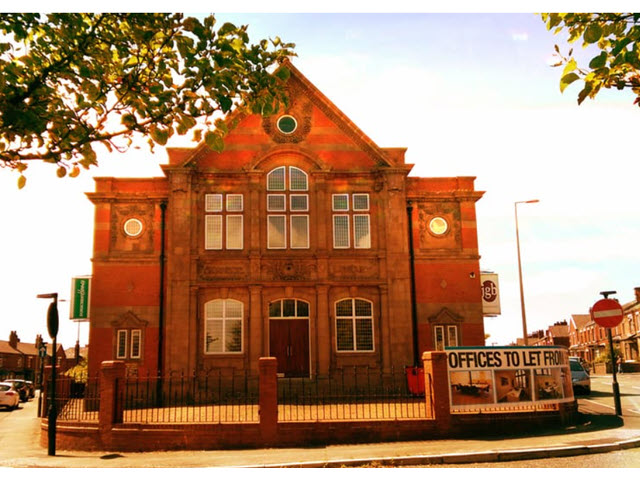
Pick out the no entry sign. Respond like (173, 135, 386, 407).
(591, 298, 624, 328)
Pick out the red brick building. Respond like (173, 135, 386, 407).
(0, 331, 63, 386)
(86, 61, 485, 379)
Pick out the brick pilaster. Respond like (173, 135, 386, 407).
(422, 351, 451, 432)
(99, 361, 126, 432)
(259, 357, 278, 443)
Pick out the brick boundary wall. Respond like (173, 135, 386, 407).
(41, 354, 577, 452)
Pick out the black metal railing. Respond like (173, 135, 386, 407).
(47, 375, 100, 422)
(46, 366, 431, 424)
(116, 369, 260, 424)
(277, 366, 430, 421)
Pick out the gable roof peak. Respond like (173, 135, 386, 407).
(176, 59, 397, 170)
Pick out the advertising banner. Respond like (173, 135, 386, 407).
(446, 346, 573, 412)
(70, 276, 91, 321)
(481, 271, 501, 316)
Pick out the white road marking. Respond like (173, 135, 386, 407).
(581, 399, 615, 410)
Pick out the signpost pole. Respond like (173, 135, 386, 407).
(607, 327, 622, 415)
(37, 293, 59, 456)
(48, 332, 57, 455)
(592, 290, 623, 416)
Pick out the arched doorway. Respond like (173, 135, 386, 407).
(268, 299, 310, 377)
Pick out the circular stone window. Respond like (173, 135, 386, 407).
(428, 216, 449, 236)
(123, 218, 144, 238)
(277, 115, 297, 134)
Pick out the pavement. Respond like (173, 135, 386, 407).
(1, 380, 640, 468)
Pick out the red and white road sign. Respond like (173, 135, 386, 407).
(590, 298, 624, 328)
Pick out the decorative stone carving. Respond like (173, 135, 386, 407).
(373, 173, 385, 192)
(417, 202, 461, 250)
(110, 202, 155, 254)
(263, 259, 317, 281)
(197, 260, 249, 282)
(110, 310, 149, 328)
(262, 81, 313, 143)
(428, 307, 463, 324)
(329, 259, 378, 280)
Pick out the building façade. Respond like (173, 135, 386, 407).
(86, 61, 485, 379)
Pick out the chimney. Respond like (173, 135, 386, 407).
(35, 334, 43, 349)
(9, 331, 19, 348)
(635, 287, 640, 303)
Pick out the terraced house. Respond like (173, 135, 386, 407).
(86, 61, 486, 380)
(569, 288, 640, 369)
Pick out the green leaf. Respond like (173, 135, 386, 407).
(204, 130, 224, 152)
(583, 23, 602, 44)
(275, 66, 290, 81)
(611, 37, 632, 56)
(577, 82, 593, 104)
(219, 95, 233, 112)
(561, 58, 577, 78)
(149, 126, 169, 145)
(560, 73, 580, 93)
(214, 118, 228, 135)
(218, 22, 237, 36)
(121, 113, 137, 127)
(589, 51, 608, 69)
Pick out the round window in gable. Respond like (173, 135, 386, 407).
(123, 218, 144, 238)
(277, 115, 297, 134)
(428, 216, 449, 236)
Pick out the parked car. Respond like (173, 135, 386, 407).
(569, 357, 591, 395)
(24, 381, 35, 399)
(0, 382, 20, 410)
(3, 379, 28, 402)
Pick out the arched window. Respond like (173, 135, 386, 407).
(267, 166, 286, 191)
(204, 299, 243, 354)
(289, 167, 308, 191)
(335, 298, 374, 352)
(267, 166, 309, 249)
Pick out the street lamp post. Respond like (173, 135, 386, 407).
(515, 200, 539, 346)
(37, 293, 59, 456)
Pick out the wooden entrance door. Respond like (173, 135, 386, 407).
(269, 319, 309, 377)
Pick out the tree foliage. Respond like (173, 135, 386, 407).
(540, 13, 640, 106)
(0, 13, 295, 187)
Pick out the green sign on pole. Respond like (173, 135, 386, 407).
(70, 276, 91, 321)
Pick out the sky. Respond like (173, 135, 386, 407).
(1, 8, 639, 352)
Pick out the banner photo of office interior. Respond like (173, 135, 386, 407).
(445, 347, 573, 411)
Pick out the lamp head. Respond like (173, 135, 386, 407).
(37, 293, 58, 300)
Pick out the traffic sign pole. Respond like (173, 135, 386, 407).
(592, 291, 623, 416)
(607, 328, 622, 415)
(37, 292, 59, 456)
